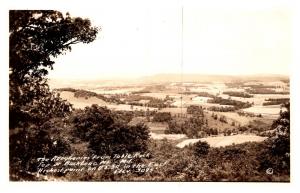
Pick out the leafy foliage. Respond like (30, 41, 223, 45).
(246, 88, 289, 95)
(71, 105, 115, 141)
(152, 112, 172, 122)
(10, 122, 71, 180)
(187, 105, 204, 116)
(193, 141, 210, 157)
(9, 10, 99, 128)
(165, 116, 205, 138)
(9, 10, 99, 180)
(207, 96, 252, 110)
(272, 103, 290, 136)
(70, 105, 150, 156)
(10, 10, 98, 80)
(223, 91, 253, 98)
(263, 98, 290, 106)
(258, 102, 290, 176)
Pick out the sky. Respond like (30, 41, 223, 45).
(40, 0, 293, 80)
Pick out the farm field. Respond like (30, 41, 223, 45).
(242, 105, 282, 118)
(59, 91, 108, 109)
(55, 78, 289, 150)
(176, 134, 268, 148)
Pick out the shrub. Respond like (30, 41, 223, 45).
(70, 104, 150, 156)
(193, 141, 210, 157)
(187, 105, 204, 116)
(71, 105, 114, 141)
(207, 97, 252, 110)
(223, 91, 253, 98)
(152, 112, 172, 122)
(89, 123, 150, 155)
(10, 123, 71, 180)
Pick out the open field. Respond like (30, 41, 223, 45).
(158, 107, 187, 114)
(59, 91, 158, 111)
(150, 133, 187, 140)
(59, 91, 108, 109)
(176, 134, 268, 148)
(56, 78, 289, 145)
(146, 122, 168, 134)
(140, 92, 180, 99)
(242, 105, 282, 118)
(220, 94, 290, 105)
(213, 111, 274, 126)
(91, 87, 143, 95)
(203, 111, 235, 131)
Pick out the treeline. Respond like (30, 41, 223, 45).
(208, 106, 237, 112)
(141, 85, 166, 92)
(243, 84, 278, 89)
(179, 91, 215, 97)
(246, 88, 289, 95)
(56, 88, 172, 109)
(164, 107, 220, 138)
(125, 94, 171, 109)
(211, 113, 228, 124)
(165, 115, 208, 138)
(225, 82, 244, 88)
(131, 85, 167, 94)
(263, 98, 290, 106)
(56, 88, 122, 104)
(223, 91, 253, 98)
(131, 90, 151, 94)
(196, 92, 216, 98)
(124, 94, 153, 103)
(147, 98, 169, 108)
(152, 112, 172, 122)
(187, 105, 204, 116)
(207, 97, 252, 111)
(180, 91, 205, 95)
(237, 111, 262, 118)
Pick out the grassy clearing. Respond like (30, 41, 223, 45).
(176, 134, 267, 148)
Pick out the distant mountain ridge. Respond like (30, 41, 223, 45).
(49, 73, 289, 89)
(138, 73, 289, 83)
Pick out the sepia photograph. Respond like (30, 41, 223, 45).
(5, 0, 296, 185)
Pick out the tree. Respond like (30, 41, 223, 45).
(71, 105, 150, 156)
(219, 115, 227, 123)
(259, 102, 290, 174)
(71, 105, 115, 141)
(193, 141, 210, 157)
(271, 103, 290, 169)
(152, 112, 172, 122)
(9, 10, 99, 179)
(89, 123, 150, 155)
(272, 103, 290, 137)
(214, 114, 218, 120)
(231, 121, 235, 126)
(10, 120, 71, 180)
(187, 105, 204, 116)
(9, 10, 99, 128)
(223, 146, 246, 161)
(165, 119, 184, 134)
